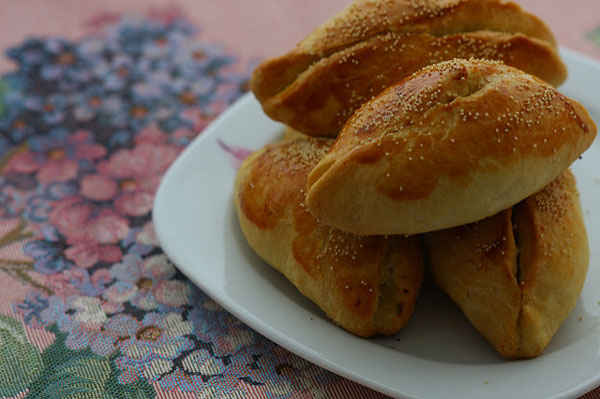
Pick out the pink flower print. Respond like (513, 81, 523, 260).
(49, 196, 129, 245)
(45, 273, 81, 297)
(4, 129, 107, 185)
(217, 139, 253, 169)
(134, 123, 169, 145)
(146, 5, 184, 24)
(35, 130, 106, 184)
(154, 280, 190, 307)
(48, 196, 128, 267)
(181, 107, 213, 134)
(68, 129, 107, 161)
(5, 151, 38, 174)
(80, 174, 117, 202)
(64, 243, 122, 268)
(212, 327, 254, 355)
(170, 126, 197, 145)
(36, 149, 78, 184)
(135, 221, 159, 247)
(85, 11, 121, 33)
(92, 142, 179, 217)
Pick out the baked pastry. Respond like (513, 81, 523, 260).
(423, 170, 589, 358)
(234, 137, 424, 337)
(306, 59, 597, 235)
(281, 125, 308, 141)
(251, 0, 567, 137)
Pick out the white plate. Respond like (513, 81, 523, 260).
(153, 48, 600, 399)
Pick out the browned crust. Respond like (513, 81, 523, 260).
(251, 0, 565, 136)
(234, 137, 424, 337)
(424, 170, 589, 358)
(305, 59, 596, 235)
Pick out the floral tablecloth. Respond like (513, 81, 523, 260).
(0, 2, 599, 398)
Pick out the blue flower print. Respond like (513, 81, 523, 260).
(104, 253, 175, 311)
(24, 238, 73, 275)
(115, 312, 193, 383)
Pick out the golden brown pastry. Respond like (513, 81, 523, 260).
(281, 126, 308, 141)
(251, 0, 567, 137)
(234, 137, 424, 337)
(306, 59, 597, 235)
(424, 170, 589, 359)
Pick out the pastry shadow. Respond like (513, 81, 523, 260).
(222, 200, 599, 366)
(370, 275, 504, 365)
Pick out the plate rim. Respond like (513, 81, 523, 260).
(153, 47, 600, 399)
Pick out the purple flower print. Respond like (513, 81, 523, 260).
(130, 70, 174, 103)
(12, 290, 50, 329)
(0, 10, 327, 397)
(25, 182, 78, 222)
(31, 128, 106, 157)
(39, 39, 93, 83)
(68, 86, 108, 122)
(120, 225, 155, 257)
(66, 267, 112, 297)
(31, 128, 107, 178)
(7, 149, 78, 185)
(96, 53, 136, 92)
(4, 128, 106, 186)
(188, 305, 253, 358)
(6, 37, 95, 93)
(39, 295, 143, 356)
(41, 294, 112, 355)
(22, 92, 68, 125)
(116, 312, 193, 383)
(172, 41, 231, 75)
(104, 253, 176, 311)
(24, 239, 73, 275)
(159, 349, 242, 396)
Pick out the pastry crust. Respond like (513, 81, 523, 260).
(423, 170, 589, 358)
(234, 137, 424, 337)
(251, 0, 567, 136)
(306, 59, 596, 235)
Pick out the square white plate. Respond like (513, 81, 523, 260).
(153, 48, 600, 399)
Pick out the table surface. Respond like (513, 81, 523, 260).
(0, 1, 599, 398)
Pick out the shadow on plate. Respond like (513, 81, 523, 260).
(221, 190, 600, 365)
(222, 202, 517, 365)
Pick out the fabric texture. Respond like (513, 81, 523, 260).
(0, 13, 384, 399)
(0, 5, 599, 399)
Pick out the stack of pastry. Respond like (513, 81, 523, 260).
(234, 0, 597, 359)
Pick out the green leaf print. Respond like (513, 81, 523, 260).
(103, 357, 156, 399)
(0, 77, 10, 118)
(30, 354, 112, 399)
(0, 314, 44, 396)
(588, 26, 600, 48)
(28, 325, 155, 399)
